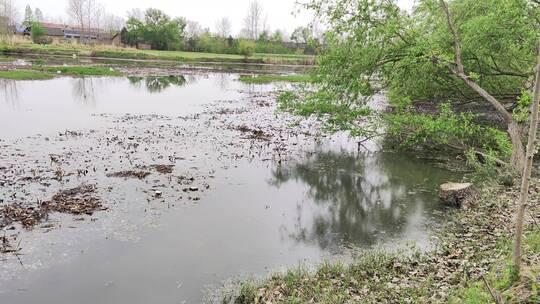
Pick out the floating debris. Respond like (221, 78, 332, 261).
(234, 125, 272, 141)
(0, 184, 105, 229)
(107, 170, 151, 179)
(1, 203, 49, 229)
(151, 165, 174, 174)
(47, 184, 104, 216)
(0, 234, 21, 254)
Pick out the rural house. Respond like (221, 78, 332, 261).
(25, 22, 121, 46)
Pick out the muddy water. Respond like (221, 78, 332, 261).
(1, 73, 457, 303)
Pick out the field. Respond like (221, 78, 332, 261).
(0, 41, 316, 65)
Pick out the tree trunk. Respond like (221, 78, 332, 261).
(509, 121, 525, 172)
(513, 41, 540, 276)
(439, 0, 525, 172)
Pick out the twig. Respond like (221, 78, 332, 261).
(481, 275, 504, 304)
(528, 208, 540, 231)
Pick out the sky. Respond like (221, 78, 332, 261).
(17, 0, 415, 35)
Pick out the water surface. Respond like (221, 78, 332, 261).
(0, 72, 457, 303)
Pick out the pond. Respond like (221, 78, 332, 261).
(0, 71, 458, 303)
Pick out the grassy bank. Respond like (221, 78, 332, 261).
(227, 182, 540, 303)
(0, 42, 315, 65)
(238, 74, 313, 84)
(34, 66, 122, 76)
(0, 66, 123, 80)
(0, 70, 54, 80)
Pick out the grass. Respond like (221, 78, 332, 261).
(451, 230, 540, 303)
(0, 41, 316, 65)
(34, 66, 122, 76)
(238, 74, 313, 84)
(0, 66, 123, 80)
(0, 70, 54, 80)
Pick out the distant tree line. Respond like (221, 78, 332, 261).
(4, 0, 323, 55)
(119, 1, 323, 55)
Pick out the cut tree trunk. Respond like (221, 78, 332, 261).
(439, 182, 477, 208)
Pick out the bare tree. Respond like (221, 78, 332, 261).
(215, 17, 232, 38)
(0, 0, 18, 41)
(34, 8, 44, 22)
(186, 20, 203, 39)
(103, 14, 124, 33)
(0, 0, 18, 25)
(67, 0, 86, 30)
(243, 0, 263, 40)
(127, 8, 144, 21)
(513, 42, 540, 277)
(67, 0, 105, 38)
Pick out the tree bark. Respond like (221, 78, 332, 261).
(513, 41, 540, 276)
(509, 121, 526, 170)
(439, 0, 525, 171)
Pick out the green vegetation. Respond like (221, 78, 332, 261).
(0, 66, 123, 80)
(385, 104, 512, 164)
(34, 66, 123, 76)
(237, 40, 256, 58)
(451, 230, 540, 303)
(30, 22, 47, 44)
(238, 74, 313, 84)
(122, 8, 187, 50)
(229, 0, 540, 302)
(277, 90, 372, 135)
(183, 31, 318, 56)
(0, 70, 53, 80)
(0, 43, 315, 65)
(229, 184, 540, 303)
(119, 7, 318, 56)
(285, 0, 539, 170)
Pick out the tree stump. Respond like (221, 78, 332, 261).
(439, 182, 477, 208)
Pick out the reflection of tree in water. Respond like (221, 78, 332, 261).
(128, 75, 187, 93)
(72, 77, 97, 105)
(72, 77, 122, 105)
(0, 79, 19, 106)
(214, 73, 231, 90)
(270, 151, 453, 250)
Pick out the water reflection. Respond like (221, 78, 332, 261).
(127, 75, 187, 93)
(0, 79, 19, 106)
(214, 73, 230, 90)
(271, 151, 452, 250)
(72, 77, 98, 105)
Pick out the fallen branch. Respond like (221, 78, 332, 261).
(481, 275, 504, 304)
(445, 143, 508, 167)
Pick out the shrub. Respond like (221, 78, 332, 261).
(30, 22, 47, 44)
(237, 39, 256, 58)
(384, 104, 512, 161)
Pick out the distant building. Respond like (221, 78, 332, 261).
(24, 22, 120, 45)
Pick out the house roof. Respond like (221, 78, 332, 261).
(33, 22, 118, 39)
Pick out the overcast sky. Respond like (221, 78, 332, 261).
(17, 0, 415, 35)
